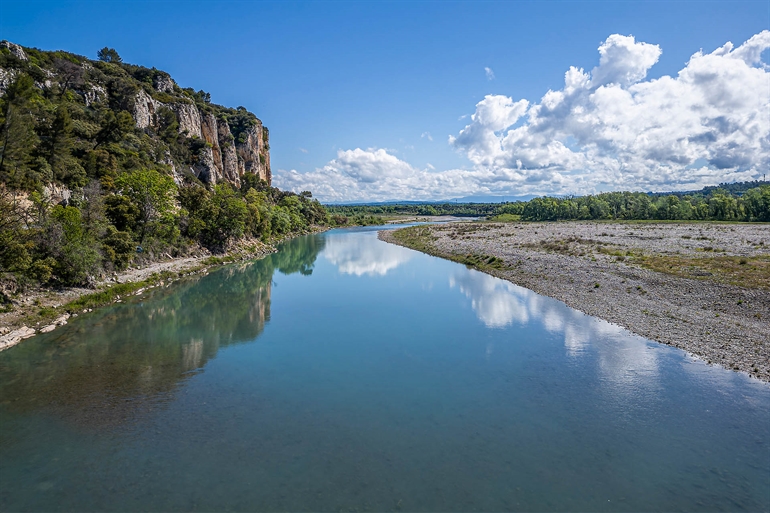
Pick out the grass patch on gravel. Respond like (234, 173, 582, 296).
(391, 225, 510, 271)
(636, 254, 770, 289)
(391, 225, 439, 253)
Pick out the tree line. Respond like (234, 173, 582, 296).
(496, 185, 770, 222)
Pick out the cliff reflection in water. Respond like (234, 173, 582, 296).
(0, 234, 325, 428)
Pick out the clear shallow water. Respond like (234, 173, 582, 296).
(0, 227, 768, 512)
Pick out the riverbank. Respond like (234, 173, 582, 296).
(380, 221, 770, 382)
(0, 227, 327, 351)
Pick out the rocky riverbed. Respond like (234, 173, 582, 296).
(380, 221, 770, 382)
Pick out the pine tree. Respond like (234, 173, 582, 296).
(0, 74, 39, 187)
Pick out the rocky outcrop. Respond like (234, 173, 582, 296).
(218, 122, 239, 185)
(133, 89, 160, 129)
(0, 41, 27, 61)
(173, 103, 202, 138)
(82, 84, 107, 107)
(236, 125, 271, 185)
(0, 326, 35, 352)
(153, 73, 175, 93)
(131, 90, 270, 187)
(0, 67, 17, 95)
(200, 113, 222, 184)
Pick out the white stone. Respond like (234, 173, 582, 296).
(0, 326, 36, 351)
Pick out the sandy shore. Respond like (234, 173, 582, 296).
(380, 221, 770, 382)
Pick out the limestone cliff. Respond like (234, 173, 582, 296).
(0, 41, 270, 189)
(132, 82, 270, 187)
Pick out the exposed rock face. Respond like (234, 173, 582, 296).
(0, 41, 27, 61)
(218, 122, 239, 185)
(133, 89, 160, 129)
(42, 183, 72, 205)
(173, 103, 202, 138)
(153, 73, 175, 93)
(200, 113, 222, 184)
(236, 125, 271, 184)
(132, 90, 270, 187)
(0, 68, 17, 95)
(82, 84, 107, 107)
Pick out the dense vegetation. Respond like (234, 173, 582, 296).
(497, 183, 770, 222)
(0, 44, 326, 299)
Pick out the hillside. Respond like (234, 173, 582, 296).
(0, 41, 326, 299)
(0, 41, 269, 188)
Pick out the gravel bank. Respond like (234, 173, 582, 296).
(380, 221, 770, 382)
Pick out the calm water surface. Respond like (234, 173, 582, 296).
(1, 227, 768, 512)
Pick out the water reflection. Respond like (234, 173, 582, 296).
(324, 231, 413, 276)
(0, 234, 325, 428)
(450, 267, 660, 388)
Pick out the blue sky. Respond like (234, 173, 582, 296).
(2, 1, 768, 201)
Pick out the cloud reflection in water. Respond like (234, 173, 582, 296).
(324, 232, 413, 276)
(450, 267, 660, 389)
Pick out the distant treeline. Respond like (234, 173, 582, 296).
(500, 184, 770, 222)
(326, 181, 770, 224)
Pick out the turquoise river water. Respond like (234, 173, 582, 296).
(0, 227, 768, 511)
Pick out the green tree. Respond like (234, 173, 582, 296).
(102, 226, 134, 270)
(105, 194, 140, 232)
(743, 185, 770, 221)
(0, 74, 38, 187)
(97, 47, 122, 64)
(0, 185, 32, 275)
(43, 205, 101, 286)
(114, 169, 176, 244)
(199, 185, 248, 250)
(95, 110, 134, 147)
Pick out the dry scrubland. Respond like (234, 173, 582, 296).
(381, 221, 770, 382)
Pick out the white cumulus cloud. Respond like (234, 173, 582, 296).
(451, 31, 770, 194)
(275, 148, 484, 203)
(276, 32, 770, 202)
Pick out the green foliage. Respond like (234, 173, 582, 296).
(744, 186, 770, 221)
(43, 205, 101, 286)
(0, 74, 39, 188)
(102, 226, 134, 270)
(224, 106, 257, 145)
(95, 110, 135, 147)
(0, 191, 32, 274)
(114, 168, 176, 243)
(502, 185, 770, 222)
(199, 184, 248, 250)
(326, 202, 499, 219)
(97, 47, 122, 64)
(104, 193, 139, 232)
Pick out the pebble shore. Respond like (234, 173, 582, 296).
(380, 221, 770, 382)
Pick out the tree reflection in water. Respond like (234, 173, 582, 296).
(0, 234, 325, 429)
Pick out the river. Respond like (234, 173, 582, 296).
(0, 227, 768, 511)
